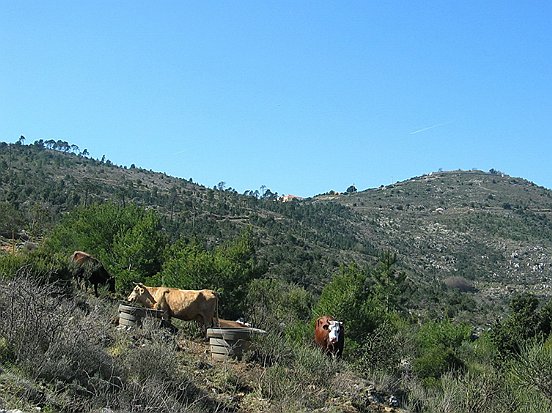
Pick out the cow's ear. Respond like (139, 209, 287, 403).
(322, 324, 329, 330)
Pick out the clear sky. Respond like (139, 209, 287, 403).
(1, 2, 551, 197)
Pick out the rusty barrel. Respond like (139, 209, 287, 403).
(207, 327, 266, 361)
(118, 303, 164, 327)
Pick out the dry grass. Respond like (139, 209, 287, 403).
(1, 272, 551, 412)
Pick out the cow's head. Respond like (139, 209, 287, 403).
(127, 283, 156, 307)
(328, 320, 343, 344)
(316, 316, 343, 342)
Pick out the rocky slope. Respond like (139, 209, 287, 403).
(318, 170, 552, 306)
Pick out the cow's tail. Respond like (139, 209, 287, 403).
(213, 291, 220, 328)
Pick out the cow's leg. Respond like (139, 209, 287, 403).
(83, 275, 91, 294)
(74, 267, 86, 291)
(208, 312, 218, 328)
(194, 314, 208, 337)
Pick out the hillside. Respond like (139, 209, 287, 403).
(2, 141, 552, 412)
(2, 141, 552, 315)
(318, 170, 552, 304)
(0, 141, 370, 292)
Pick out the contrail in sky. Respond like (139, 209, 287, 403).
(409, 122, 451, 135)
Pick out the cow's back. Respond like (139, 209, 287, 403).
(162, 288, 218, 325)
(71, 251, 98, 266)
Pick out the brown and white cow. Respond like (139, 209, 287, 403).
(314, 315, 344, 358)
(70, 251, 115, 297)
(127, 283, 219, 332)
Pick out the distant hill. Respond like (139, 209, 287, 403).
(317, 170, 552, 305)
(2, 141, 552, 322)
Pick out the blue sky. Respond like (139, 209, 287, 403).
(1, 2, 551, 197)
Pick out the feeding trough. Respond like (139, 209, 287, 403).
(207, 327, 266, 361)
(118, 303, 164, 327)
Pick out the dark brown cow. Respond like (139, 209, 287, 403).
(70, 251, 115, 297)
(314, 315, 344, 358)
(127, 283, 219, 333)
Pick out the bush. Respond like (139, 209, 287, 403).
(115, 326, 201, 413)
(255, 335, 338, 411)
(413, 319, 471, 382)
(508, 340, 552, 405)
(352, 316, 414, 374)
(409, 369, 507, 413)
(246, 278, 314, 340)
(405, 365, 552, 413)
(0, 274, 73, 367)
(0, 202, 25, 237)
(414, 347, 465, 384)
(314, 264, 385, 344)
(0, 253, 27, 279)
(0, 274, 121, 412)
(42, 203, 166, 293)
(0, 250, 73, 296)
(490, 294, 552, 361)
(155, 228, 265, 319)
(37, 304, 121, 393)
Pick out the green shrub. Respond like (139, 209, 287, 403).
(246, 278, 314, 338)
(0, 336, 11, 361)
(490, 294, 552, 362)
(421, 370, 506, 413)
(508, 340, 552, 405)
(314, 263, 385, 343)
(248, 330, 295, 367)
(353, 316, 414, 374)
(155, 228, 264, 319)
(0, 250, 72, 292)
(414, 347, 465, 384)
(0, 253, 27, 279)
(0, 202, 25, 236)
(413, 319, 471, 382)
(403, 366, 552, 413)
(42, 203, 166, 292)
